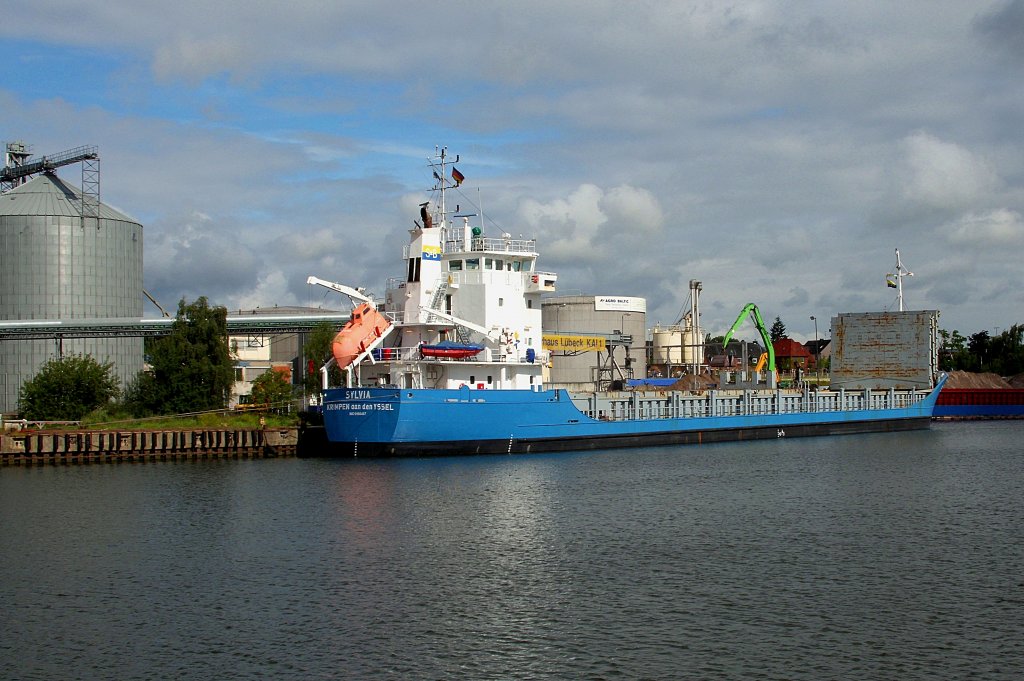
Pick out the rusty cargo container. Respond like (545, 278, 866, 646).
(829, 311, 940, 390)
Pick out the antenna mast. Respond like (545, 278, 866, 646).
(428, 146, 460, 228)
(887, 248, 914, 312)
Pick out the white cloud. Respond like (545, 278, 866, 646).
(898, 131, 1001, 210)
(602, 185, 664, 236)
(517, 184, 609, 261)
(236, 270, 298, 311)
(514, 183, 665, 267)
(945, 208, 1024, 249)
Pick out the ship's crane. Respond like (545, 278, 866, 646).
(306, 276, 374, 307)
(721, 303, 776, 372)
(420, 307, 503, 343)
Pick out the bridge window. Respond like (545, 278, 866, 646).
(449, 260, 463, 271)
(466, 258, 480, 270)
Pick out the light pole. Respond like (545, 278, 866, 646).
(554, 303, 566, 333)
(810, 315, 819, 381)
(620, 313, 632, 380)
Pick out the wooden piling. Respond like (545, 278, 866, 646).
(0, 427, 297, 466)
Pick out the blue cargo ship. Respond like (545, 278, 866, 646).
(313, 148, 946, 457)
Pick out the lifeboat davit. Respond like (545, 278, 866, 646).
(332, 303, 393, 369)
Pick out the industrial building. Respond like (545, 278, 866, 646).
(1, 143, 143, 413)
(541, 295, 647, 390)
(227, 305, 342, 408)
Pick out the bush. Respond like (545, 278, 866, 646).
(251, 368, 295, 413)
(19, 354, 120, 421)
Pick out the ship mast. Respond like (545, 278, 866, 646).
(887, 248, 914, 312)
(429, 146, 460, 234)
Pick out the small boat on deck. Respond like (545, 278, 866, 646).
(419, 340, 485, 359)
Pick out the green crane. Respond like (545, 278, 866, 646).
(721, 303, 775, 372)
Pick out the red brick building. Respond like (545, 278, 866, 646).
(772, 337, 815, 369)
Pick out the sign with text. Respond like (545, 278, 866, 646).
(542, 334, 607, 352)
(594, 296, 646, 312)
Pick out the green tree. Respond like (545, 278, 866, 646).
(770, 316, 787, 343)
(994, 323, 1024, 376)
(967, 331, 991, 372)
(302, 321, 343, 393)
(19, 354, 120, 421)
(939, 328, 970, 370)
(251, 368, 294, 413)
(125, 297, 234, 416)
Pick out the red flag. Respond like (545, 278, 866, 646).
(451, 167, 465, 186)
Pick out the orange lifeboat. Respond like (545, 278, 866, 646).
(332, 303, 393, 369)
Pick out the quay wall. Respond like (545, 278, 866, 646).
(0, 427, 298, 466)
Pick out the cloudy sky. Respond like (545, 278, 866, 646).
(4, 1, 1023, 342)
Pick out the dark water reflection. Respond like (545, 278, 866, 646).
(2, 421, 1022, 679)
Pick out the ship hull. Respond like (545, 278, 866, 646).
(933, 388, 1024, 419)
(320, 378, 945, 457)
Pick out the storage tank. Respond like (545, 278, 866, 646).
(651, 325, 682, 364)
(651, 320, 702, 365)
(541, 295, 646, 389)
(0, 172, 143, 413)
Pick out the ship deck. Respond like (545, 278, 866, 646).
(570, 386, 933, 422)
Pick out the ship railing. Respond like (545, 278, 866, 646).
(443, 236, 538, 255)
(580, 385, 930, 422)
(441, 269, 556, 288)
(369, 344, 535, 364)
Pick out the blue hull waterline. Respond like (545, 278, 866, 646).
(933, 404, 1024, 418)
(323, 376, 946, 457)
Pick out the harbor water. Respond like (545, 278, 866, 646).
(2, 421, 1022, 679)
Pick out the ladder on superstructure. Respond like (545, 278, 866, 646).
(426, 282, 472, 344)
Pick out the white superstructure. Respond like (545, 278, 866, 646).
(313, 147, 557, 391)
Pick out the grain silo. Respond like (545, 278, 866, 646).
(0, 149, 143, 413)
